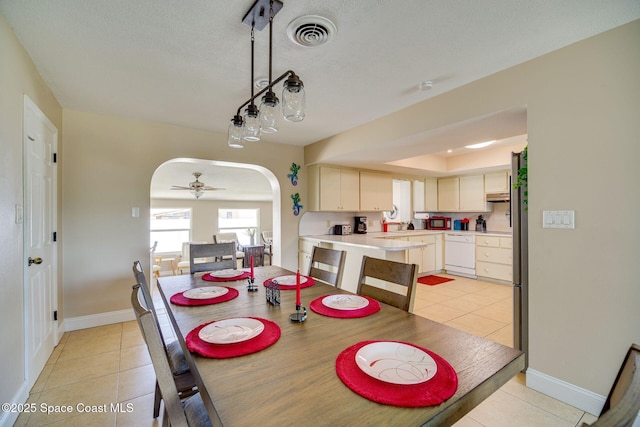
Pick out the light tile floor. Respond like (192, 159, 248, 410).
(15, 274, 599, 426)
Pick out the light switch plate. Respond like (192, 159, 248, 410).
(15, 204, 23, 224)
(543, 210, 574, 229)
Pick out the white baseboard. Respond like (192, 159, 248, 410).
(64, 309, 135, 332)
(0, 381, 29, 427)
(526, 368, 606, 416)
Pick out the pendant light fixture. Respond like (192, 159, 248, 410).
(227, 0, 306, 148)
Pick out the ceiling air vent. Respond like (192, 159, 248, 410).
(287, 15, 336, 48)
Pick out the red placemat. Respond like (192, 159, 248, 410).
(263, 275, 315, 290)
(310, 295, 380, 318)
(335, 340, 458, 407)
(170, 287, 239, 306)
(186, 317, 280, 358)
(202, 271, 251, 282)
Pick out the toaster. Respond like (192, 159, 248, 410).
(334, 224, 352, 235)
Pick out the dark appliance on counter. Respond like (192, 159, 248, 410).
(475, 215, 487, 232)
(410, 218, 427, 230)
(334, 224, 352, 235)
(460, 218, 470, 231)
(427, 216, 451, 230)
(354, 216, 367, 234)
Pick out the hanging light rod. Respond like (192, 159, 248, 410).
(228, 0, 306, 148)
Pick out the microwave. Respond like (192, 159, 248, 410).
(427, 216, 452, 230)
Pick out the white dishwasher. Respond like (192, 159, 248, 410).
(445, 233, 476, 278)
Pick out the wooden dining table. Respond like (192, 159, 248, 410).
(157, 265, 524, 427)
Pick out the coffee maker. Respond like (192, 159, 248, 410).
(354, 216, 367, 234)
(475, 215, 487, 233)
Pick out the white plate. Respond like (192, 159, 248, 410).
(198, 318, 264, 344)
(208, 269, 243, 278)
(355, 342, 438, 385)
(183, 286, 229, 300)
(271, 275, 308, 285)
(322, 295, 369, 310)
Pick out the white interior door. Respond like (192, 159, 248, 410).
(24, 96, 58, 387)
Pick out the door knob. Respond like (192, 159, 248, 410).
(28, 257, 43, 266)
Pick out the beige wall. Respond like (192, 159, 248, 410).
(0, 14, 63, 409)
(62, 109, 304, 318)
(306, 20, 640, 397)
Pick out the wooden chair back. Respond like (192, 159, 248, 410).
(189, 242, 236, 274)
(356, 256, 418, 312)
(131, 284, 191, 427)
(308, 246, 346, 288)
(582, 344, 640, 427)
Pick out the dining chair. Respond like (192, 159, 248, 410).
(212, 233, 244, 268)
(131, 284, 212, 427)
(132, 261, 197, 418)
(356, 256, 418, 312)
(580, 344, 640, 427)
(177, 241, 207, 275)
(307, 246, 346, 288)
(261, 231, 273, 265)
(189, 242, 236, 274)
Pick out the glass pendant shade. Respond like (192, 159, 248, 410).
(190, 188, 204, 199)
(259, 91, 279, 133)
(227, 115, 244, 148)
(282, 74, 305, 122)
(243, 104, 261, 141)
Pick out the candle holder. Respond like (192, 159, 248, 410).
(289, 305, 307, 323)
(247, 277, 258, 292)
(266, 279, 280, 305)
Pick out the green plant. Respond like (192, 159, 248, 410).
(512, 146, 528, 209)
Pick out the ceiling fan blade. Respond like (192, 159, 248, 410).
(202, 186, 226, 191)
(171, 185, 191, 190)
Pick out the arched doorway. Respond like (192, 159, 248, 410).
(149, 158, 281, 275)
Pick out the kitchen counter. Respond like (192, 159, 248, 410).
(300, 230, 511, 250)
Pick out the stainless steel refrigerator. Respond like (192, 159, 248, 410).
(512, 150, 528, 368)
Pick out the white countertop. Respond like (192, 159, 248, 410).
(300, 230, 512, 251)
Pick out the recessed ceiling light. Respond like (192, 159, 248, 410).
(447, 149, 453, 153)
(465, 140, 496, 149)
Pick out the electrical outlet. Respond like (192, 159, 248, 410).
(326, 220, 331, 228)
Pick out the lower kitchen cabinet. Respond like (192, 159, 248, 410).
(476, 235, 513, 282)
(406, 235, 437, 274)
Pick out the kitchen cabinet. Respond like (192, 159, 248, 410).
(484, 171, 509, 193)
(425, 177, 438, 211)
(360, 171, 393, 211)
(434, 233, 443, 270)
(438, 174, 489, 212)
(308, 165, 360, 211)
(459, 175, 485, 211)
(406, 235, 437, 274)
(437, 177, 460, 211)
(476, 236, 513, 282)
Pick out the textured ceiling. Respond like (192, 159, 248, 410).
(2, 1, 639, 200)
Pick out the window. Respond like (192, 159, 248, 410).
(150, 208, 191, 253)
(218, 208, 259, 246)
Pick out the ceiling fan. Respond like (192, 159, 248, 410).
(170, 172, 225, 199)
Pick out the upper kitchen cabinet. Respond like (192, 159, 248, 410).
(484, 171, 509, 193)
(438, 177, 460, 211)
(438, 174, 490, 212)
(308, 165, 360, 211)
(425, 177, 438, 211)
(360, 171, 392, 211)
(459, 175, 485, 211)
